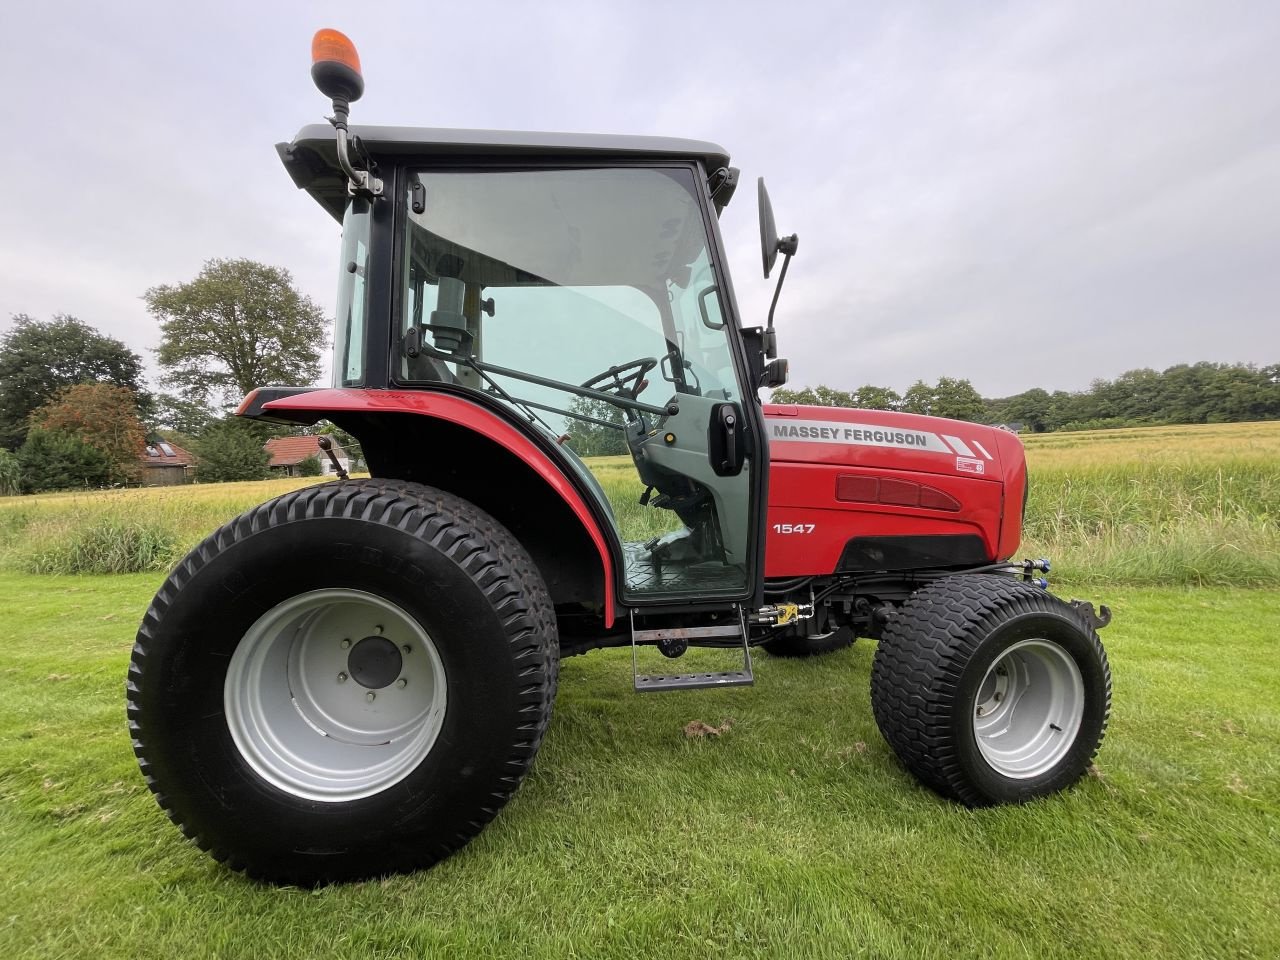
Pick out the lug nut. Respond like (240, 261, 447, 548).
(340, 638, 351, 649)
(337, 672, 348, 683)
(402, 644, 411, 654)
(976, 706, 985, 717)
(994, 692, 1004, 702)
(375, 625, 384, 634)
(397, 678, 407, 689)
(366, 692, 376, 702)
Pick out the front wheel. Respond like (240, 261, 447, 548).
(127, 479, 558, 884)
(870, 574, 1110, 806)
(762, 625, 854, 658)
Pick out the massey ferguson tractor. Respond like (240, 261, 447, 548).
(128, 30, 1112, 884)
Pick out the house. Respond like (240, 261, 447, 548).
(264, 436, 349, 477)
(139, 440, 197, 486)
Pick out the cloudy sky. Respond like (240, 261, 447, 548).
(3, 0, 1277, 398)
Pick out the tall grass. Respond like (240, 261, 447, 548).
(1020, 428, 1279, 586)
(1, 423, 1276, 584)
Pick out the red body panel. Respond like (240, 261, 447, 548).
(241, 390, 1025, 615)
(252, 388, 617, 627)
(762, 404, 1026, 579)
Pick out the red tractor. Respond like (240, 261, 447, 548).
(129, 31, 1111, 884)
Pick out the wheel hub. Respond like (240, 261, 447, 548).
(972, 638, 1085, 779)
(224, 588, 448, 802)
(348, 635, 404, 688)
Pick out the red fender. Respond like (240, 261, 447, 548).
(243, 388, 617, 627)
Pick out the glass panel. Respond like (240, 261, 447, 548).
(333, 198, 372, 387)
(400, 167, 752, 598)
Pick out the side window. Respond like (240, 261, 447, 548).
(333, 199, 371, 387)
(669, 250, 735, 401)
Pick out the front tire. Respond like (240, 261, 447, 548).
(870, 574, 1110, 806)
(127, 479, 558, 884)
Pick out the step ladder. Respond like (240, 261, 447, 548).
(630, 608, 754, 692)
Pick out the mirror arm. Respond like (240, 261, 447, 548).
(764, 244, 796, 357)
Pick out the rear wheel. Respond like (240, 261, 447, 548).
(870, 574, 1110, 806)
(128, 479, 557, 884)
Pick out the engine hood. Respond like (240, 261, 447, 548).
(763, 404, 1017, 481)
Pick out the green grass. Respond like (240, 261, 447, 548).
(1021, 455, 1279, 586)
(1, 573, 1277, 958)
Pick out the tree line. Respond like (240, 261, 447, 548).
(0, 259, 335, 493)
(772, 364, 1280, 432)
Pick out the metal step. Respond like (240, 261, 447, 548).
(634, 670, 753, 691)
(631, 610, 754, 692)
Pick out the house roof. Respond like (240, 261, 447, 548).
(264, 435, 343, 467)
(140, 440, 196, 468)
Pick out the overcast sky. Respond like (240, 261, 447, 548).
(3, 0, 1277, 398)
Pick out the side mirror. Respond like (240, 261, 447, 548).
(758, 178, 798, 279)
(758, 178, 779, 279)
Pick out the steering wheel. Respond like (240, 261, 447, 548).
(580, 356, 658, 400)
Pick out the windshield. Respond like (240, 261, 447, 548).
(399, 167, 736, 435)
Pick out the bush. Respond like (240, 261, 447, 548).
(297, 454, 323, 477)
(21, 515, 178, 574)
(0, 448, 21, 496)
(17, 428, 113, 492)
(194, 419, 271, 483)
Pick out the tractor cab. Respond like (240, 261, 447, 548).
(277, 123, 780, 609)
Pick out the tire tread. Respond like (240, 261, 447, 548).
(127, 478, 558, 884)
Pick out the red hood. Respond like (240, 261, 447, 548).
(763, 403, 1019, 481)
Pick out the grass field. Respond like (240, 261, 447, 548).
(1, 421, 1278, 958)
(1, 577, 1276, 958)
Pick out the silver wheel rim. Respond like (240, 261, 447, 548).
(973, 638, 1084, 779)
(224, 588, 447, 802)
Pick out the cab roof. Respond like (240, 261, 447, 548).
(277, 123, 732, 221)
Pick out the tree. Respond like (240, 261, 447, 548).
(17, 428, 113, 492)
(297, 454, 323, 477)
(852, 384, 902, 411)
(194, 418, 272, 482)
(929, 376, 986, 422)
(30, 384, 146, 485)
(146, 259, 328, 407)
(900, 380, 935, 415)
(0, 314, 146, 450)
(999, 388, 1053, 432)
(150, 392, 216, 437)
(564, 396, 628, 456)
(770, 385, 856, 407)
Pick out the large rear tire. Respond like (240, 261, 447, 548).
(870, 574, 1109, 806)
(127, 479, 558, 884)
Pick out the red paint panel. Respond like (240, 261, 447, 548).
(991, 427, 1029, 560)
(259, 388, 617, 627)
(766, 461, 1003, 578)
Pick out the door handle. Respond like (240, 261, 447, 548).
(722, 412, 737, 472)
